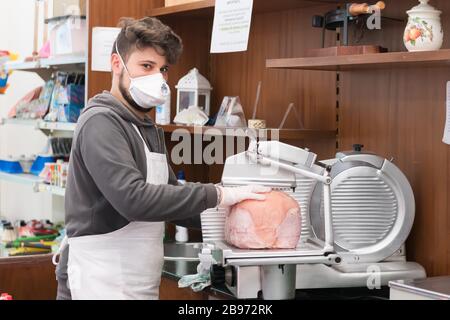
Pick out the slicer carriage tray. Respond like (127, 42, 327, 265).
(212, 238, 340, 267)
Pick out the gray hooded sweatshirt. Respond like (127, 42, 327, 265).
(55, 91, 218, 298)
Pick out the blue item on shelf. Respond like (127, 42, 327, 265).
(56, 84, 85, 123)
(0, 158, 23, 174)
(0, 73, 8, 88)
(30, 155, 55, 176)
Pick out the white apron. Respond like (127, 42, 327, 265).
(66, 124, 168, 300)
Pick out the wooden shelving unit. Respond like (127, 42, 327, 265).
(266, 49, 450, 71)
(0, 253, 54, 264)
(161, 124, 336, 140)
(149, 0, 345, 18)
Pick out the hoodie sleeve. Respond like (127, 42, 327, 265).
(78, 113, 218, 223)
(165, 153, 203, 229)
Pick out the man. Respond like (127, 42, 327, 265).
(54, 17, 270, 300)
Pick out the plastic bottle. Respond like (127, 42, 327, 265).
(156, 94, 171, 125)
(175, 170, 189, 243)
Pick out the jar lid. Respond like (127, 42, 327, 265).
(407, 0, 441, 15)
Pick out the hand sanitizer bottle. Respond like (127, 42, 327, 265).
(156, 94, 171, 125)
(175, 170, 189, 243)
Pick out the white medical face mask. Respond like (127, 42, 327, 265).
(116, 43, 170, 109)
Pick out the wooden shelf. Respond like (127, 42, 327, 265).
(149, 0, 345, 18)
(161, 124, 336, 140)
(266, 49, 450, 71)
(0, 253, 54, 265)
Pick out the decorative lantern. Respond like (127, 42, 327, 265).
(175, 68, 212, 116)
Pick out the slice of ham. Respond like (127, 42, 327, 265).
(224, 191, 301, 249)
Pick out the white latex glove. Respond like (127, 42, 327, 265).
(217, 185, 272, 208)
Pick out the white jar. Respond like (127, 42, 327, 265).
(404, 0, 443, 52)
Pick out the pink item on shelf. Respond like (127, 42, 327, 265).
(8, 86, 42, 118)
(39, 40, 51, 58)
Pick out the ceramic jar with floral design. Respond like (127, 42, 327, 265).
(404, 0, 443, 52)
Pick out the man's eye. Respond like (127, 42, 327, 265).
(160, 66, 169, 73)
(143, 64, 153, 69)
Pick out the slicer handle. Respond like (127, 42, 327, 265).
(349, 1, 385, 16)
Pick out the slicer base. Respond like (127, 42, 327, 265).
(224, 261, 426, 299)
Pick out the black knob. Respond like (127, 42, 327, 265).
(353, 144, 364, 152)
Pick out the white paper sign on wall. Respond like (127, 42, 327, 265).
(91, 27, 121, 72)
(210, 0, 254, 53)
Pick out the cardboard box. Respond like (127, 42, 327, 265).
(53, 0, 86, 17)
(165, 0, 204, 7)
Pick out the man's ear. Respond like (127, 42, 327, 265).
(111, 53, 122, 75)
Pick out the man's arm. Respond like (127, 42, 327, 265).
(79, 113, 218, 223)
(165, 148, 202, 229)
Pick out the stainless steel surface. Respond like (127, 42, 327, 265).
(201, 208, 227, 243)
(163, 242, 202, 262)
(255, 140, 317, 168)
(221, 152, 297, 188)
(215, 240, 332, 260)
(199, 141, 422, 298)
(226, 254, 340, 267)
(257, 155, 330, 184)
(291, 176, 315, 243)
(229, 265, 261, 299)
(389, 276, 450, 300)
(331, 171, 398, 250)
(297, 261, 426, 289)
(310, 156, 416, 263)
(261, 265, 296, 300)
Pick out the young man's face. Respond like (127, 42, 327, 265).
(111, 46, 169, 112)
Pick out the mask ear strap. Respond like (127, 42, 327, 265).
(115, 41, 132, 78)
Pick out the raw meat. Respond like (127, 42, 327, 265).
(224, 191, 301, 249)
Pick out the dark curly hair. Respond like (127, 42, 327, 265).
(112, 17, 183, 65)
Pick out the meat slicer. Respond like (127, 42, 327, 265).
(199, 140, 426, 299)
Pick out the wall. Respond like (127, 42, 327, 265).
(340, 0, 450, 276)
(0, 0, 54, 222)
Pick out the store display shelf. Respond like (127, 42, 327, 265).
(4, 54, 86, 72)
(266, 49, 450, 71)
(1, 118, 77, 132)
(36, 183, 66, 197)
(149, 0, 345, 18)
(38, 121, 77, 132)
(0, 172, 42, 186)
(0, 173, 65, 196)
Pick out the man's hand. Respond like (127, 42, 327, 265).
(216, 185, 272, 208)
